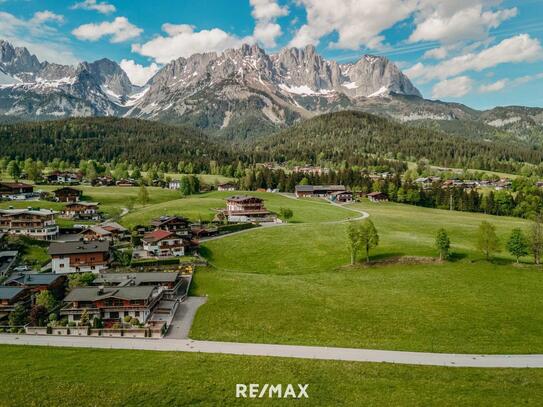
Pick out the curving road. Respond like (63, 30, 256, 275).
(0, 334, 541, 368)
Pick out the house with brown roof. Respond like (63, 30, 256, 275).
(0, 286, 30, 320)
(48, 240, 111, 274)
(0, 182, 34, 199)
(217, 182, 236, 192)
(294, 185, 346, 198)
(367, 192, 389, 203)
(62, 202, 101, 220)
(329, 191, 354, 203)
(53, 187, 82, 203)
(141, 230, 188, 258)
(150, 216, 191, 236)
(223, 195, 276, 223)
(60, 285, 162, 327)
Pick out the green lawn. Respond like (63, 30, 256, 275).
(1, 346, 542, 406)
(121, 191, 354, 228)
(192, 199, 543, 353)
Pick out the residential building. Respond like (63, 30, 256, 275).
(48, 241, 111, 274)
(294, 185, 346, 198)
(116, 179, 137, 187)
(92, 176, 115, 186)
(0, 250, 18, 277)
(60, 286, 162, 326)
(168, 180, 181, 190)
(53, 187, 82, 203)
(223, 195, 276, 223)
(0, 182, 34, 199)
(0, 286, 29, 319)
(62, 202, 101, 220)
(367, 192, 389, 202)
(141, 230, 188, 257)
(329, 191, 354, 203)
(46, 172, 81, 184)
(0, 208, 59, 240)
(217, 182, 236, 191)
(5, 273, 66, 301)
(150, 216, 191, 236)
(79, 226, 112, 241)
(93, 272, 182, 291)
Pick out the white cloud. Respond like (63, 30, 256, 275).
(71, 0, 116, 15)
(132, 24, 244, 64)
(410, 2, 517, 44)
(119, 59, 160, 86)
(31, 10, 64, 24)
(250, 0, 288, 47)
(479, 79, 507, 93)
(406, 34, 543, 82)
(0, 11, 78, 65)
(289, 0, 414, 50)
(72, 17, 143, 43)
(432, 76, 473, 98)
(423, 47, 449, 60)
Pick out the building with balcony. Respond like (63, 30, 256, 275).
(48, 240, 111, 274)
(60, 286, 162, 326)
(222, 195, 276, 223)
(0, 208, 59, 240)
(141, 230, 188, 258)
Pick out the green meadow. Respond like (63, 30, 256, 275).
(191, 198, 543, 354)
(1, 346, 542, 407)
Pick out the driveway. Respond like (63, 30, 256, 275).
(166, 296, 207, 339)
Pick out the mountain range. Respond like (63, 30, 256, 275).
(1, 39, 542, 143)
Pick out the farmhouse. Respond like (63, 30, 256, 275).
(48, 240, 111, 274)
(217, 182, 236, 191)
(60, 286, 162, 326)
(46, 172, 81, 184)
(62, 202, 101, 220)
(223, 195, 276, 223)
(329, 191, 354, 203)
(80, 226, 113, 241)
(295, 185, 346, 198)
(367, 192, 389, 202)
(150, 216, 191, 236)
(0, 286, 29, 318)
(0, 182, 34, 198)
(53, 187, 82, 203)
(0, 208, 59, 240)
(92, 176, 115, 186)
(142, 230, 188, 257)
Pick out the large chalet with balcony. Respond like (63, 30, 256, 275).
(53, 187, 83, 203)
(150, 216, 191, 237)
(60, 286, 162, 327)
(0, 208, 59, 240)
(0, 182, 34, 198)
(48, 240, 111, 274)
(222, 195, 276, 223)
(62, 202, 101, 220)
(141, 230, 189, 258)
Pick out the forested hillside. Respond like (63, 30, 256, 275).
(0, 117, 235, 165)
(247, 111, 543, 173)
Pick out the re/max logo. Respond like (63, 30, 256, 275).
(236, 384, 309, 399)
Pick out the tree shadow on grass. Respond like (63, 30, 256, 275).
(198, 246, 214, 262)
(448, 252, 467, 262)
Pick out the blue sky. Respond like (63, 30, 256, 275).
(1, 0, 543, 109)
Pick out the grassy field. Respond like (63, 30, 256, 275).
(121, 191, 355, 228)
(191, 199, 543, 353)
(1, 345, 542, 406)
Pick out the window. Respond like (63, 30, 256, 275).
(135, 311, 140, 317)
(73, 314, 81, 321)
(109, 312, 119, 319)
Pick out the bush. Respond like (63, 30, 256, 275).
(123, 315, 132, 323)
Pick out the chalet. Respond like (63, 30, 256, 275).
(495, 179, 512, 191)
(53, 187, 82, 203)
(150, 216, 191, 236)
(60, 286, 162, 326)
(0, 182, 34, 198)
(415, 176, 441, 185)
(294, 185, 346, 198)
(217, 182, 236, 192)
(0, 286, 30, 319)
(92, 176, 115, 186)
(0, 208, 59, 240)
(367, 192, 389, 203)
(142, 230, 188, 257)
(5, 273, 66, 300)
(168, 180, 181, 190)
(329, 191, 354, 203)
(62, 202, 101, 220)
(79, 226, 113, 241)
(293, 166, 330, 176)
(48, 240, 111, 274)
(223, 195, 276, 223)
(46, 172, 81, 184)
(100, 222, 128, 240)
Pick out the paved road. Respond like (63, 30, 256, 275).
(1, 334, 542, 368)
(166, 297, 207, 339)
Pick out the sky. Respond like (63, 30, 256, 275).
(1, 0, 543, 109)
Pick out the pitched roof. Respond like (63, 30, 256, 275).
(226, 195, 263, 203)
(63, 286, 155, 302)
(94, 272, 179, 286)
(0, 286, 26, 300)
(82, 226, 111, 236)
(100, 222, 127, 232)
(6, 273, 63, 286)
(0, 182, 33, 189)
(143, 230, 174, 242)
(53, 187, 82, 194)
(0, 208, 57, 217)
(150, 216, 189, 226)
(65, 201, 99, 207)
(48, 240, 110, 256)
